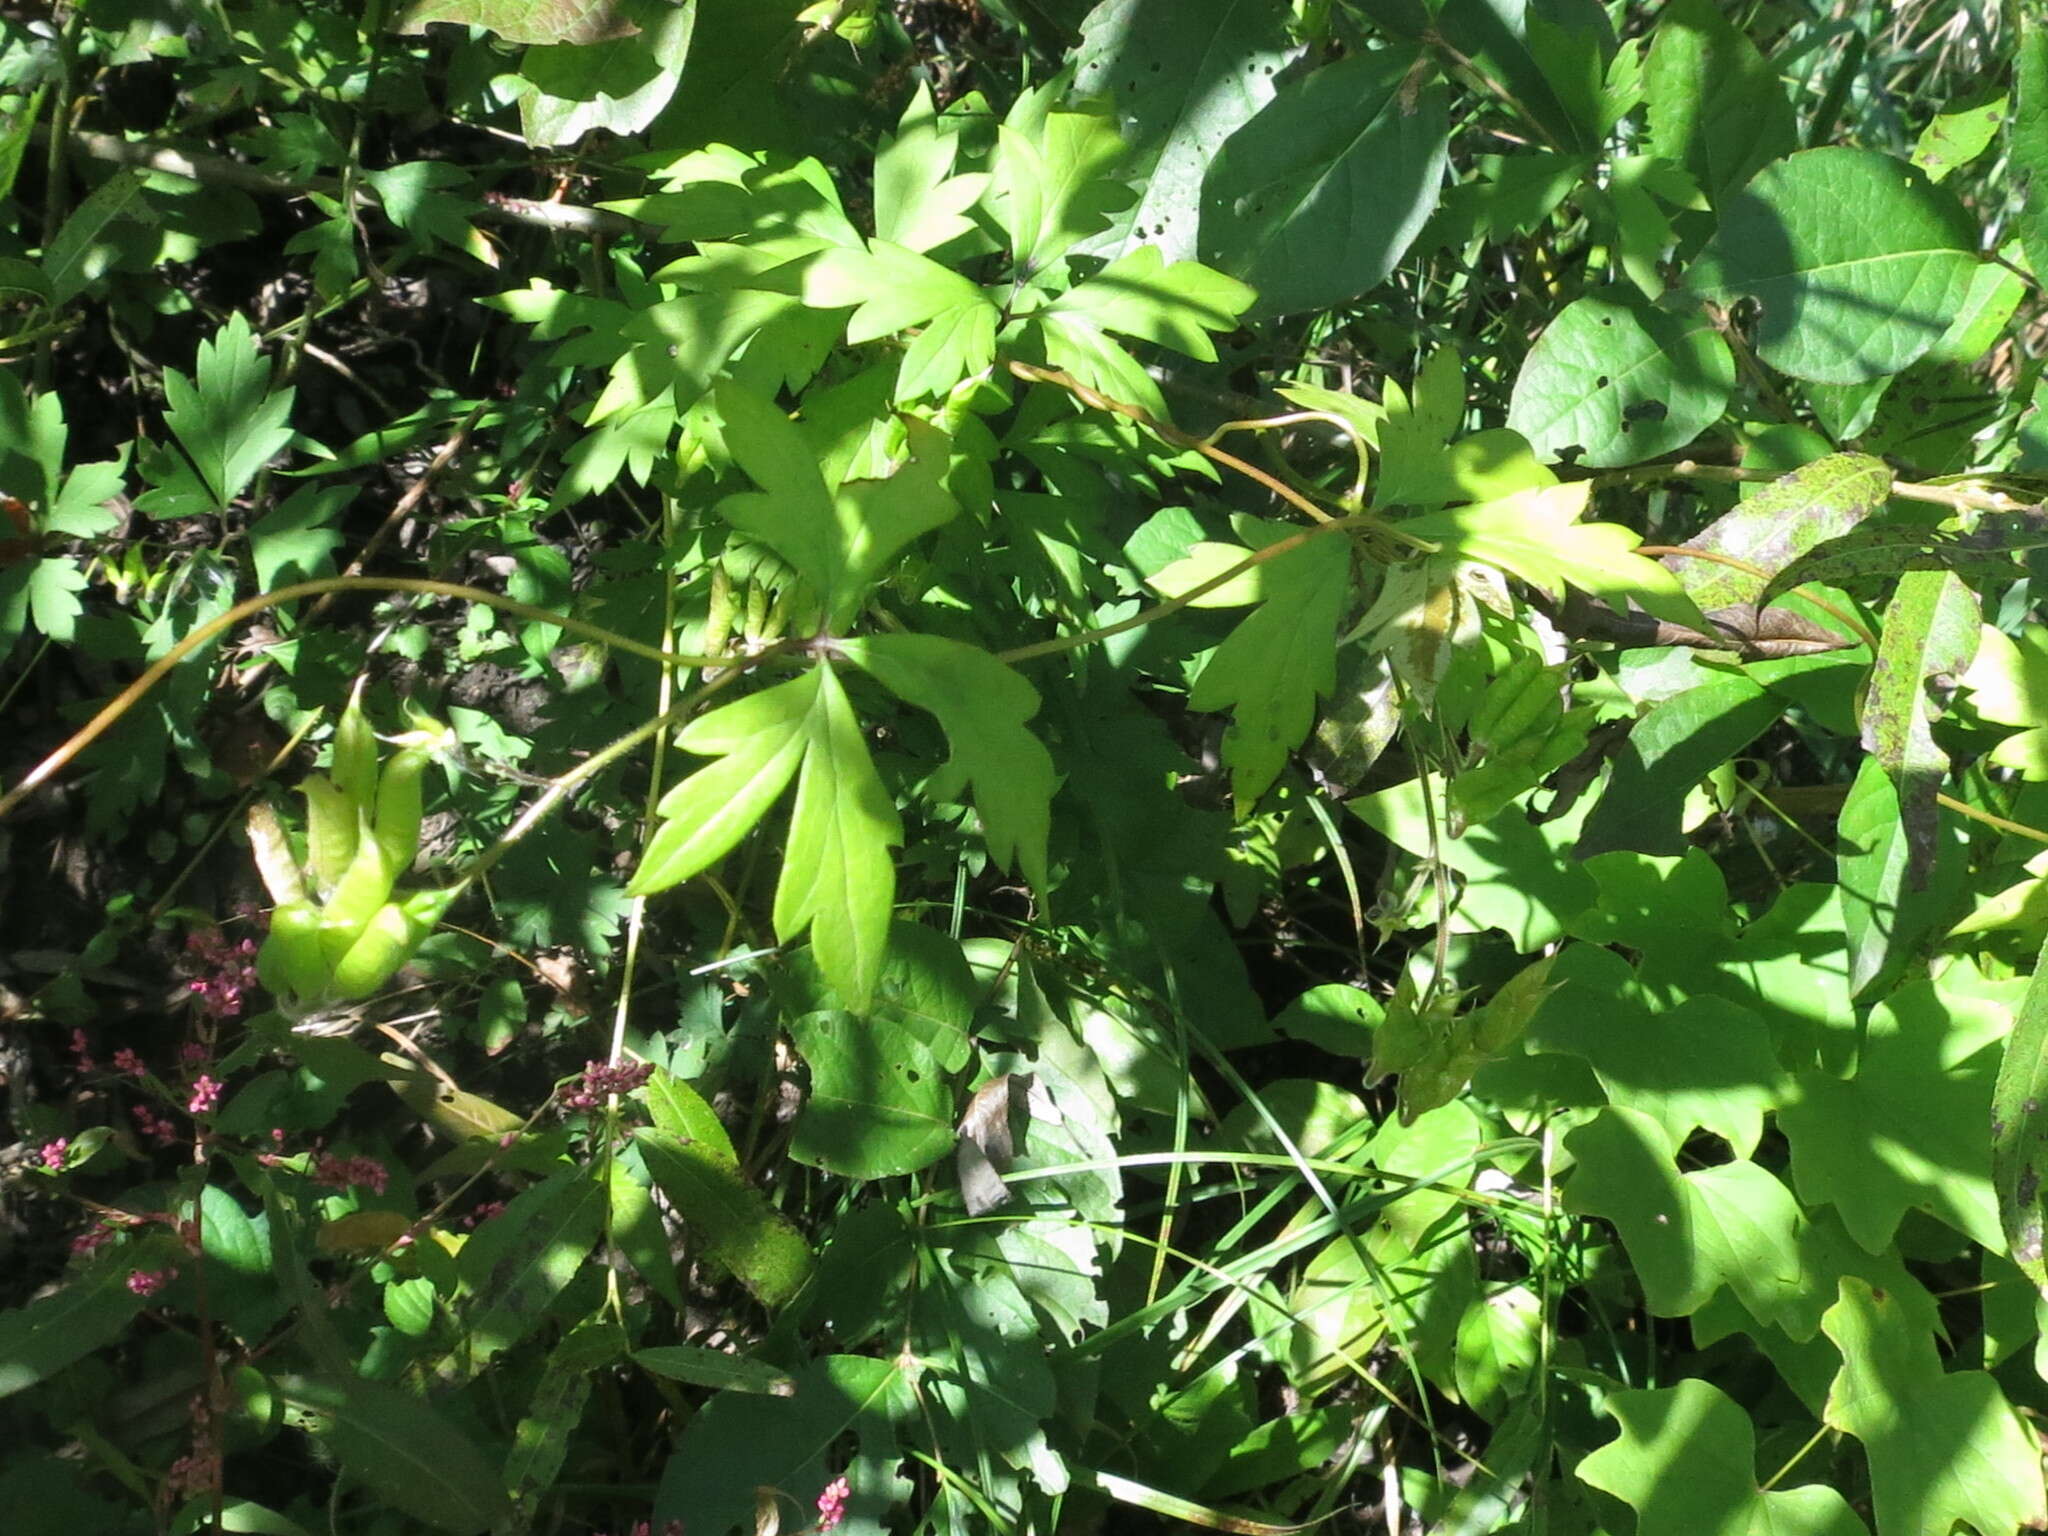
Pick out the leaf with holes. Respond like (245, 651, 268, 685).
(1663, 453, 1892, 610)
(1860, 570, 1977, 890)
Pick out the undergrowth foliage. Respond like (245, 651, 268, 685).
(6, 2, 2048, 1534)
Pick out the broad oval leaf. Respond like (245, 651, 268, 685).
(1508, 290, 1733, 467)
(788, 1010, 955, 1179)
(1689, 147, 1980, 384)
(277, 1375, 510, 1534)
(633, 1127, 814, 1307)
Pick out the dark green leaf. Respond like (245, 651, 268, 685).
(1643, 0, 1798, 208)
(787, 1010, 954, 1179)
(278, 1375, 510, 1534)
(1199, 47, 1449, 316)
(1859, 570, 1977, 889)
(634, 1127, 814, 1307)
(456, 1165, 605, 1362)
(1576, 674, 1782, 858)
(1993, 929, 2048, 1286)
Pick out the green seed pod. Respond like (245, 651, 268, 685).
(330, 692, 379, 808)
(400, 885, 459, 941)
(300, 776, 358, 900)
(329, 902, 415, 1001)
(372, 744, 431, 875)
(318, 816, 398, 966)
(700, 563, 735, 683)
(258, 900, 331, 1004)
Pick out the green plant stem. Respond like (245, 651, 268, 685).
(0, 576, 724, 821)
(1936, 791, 2048, 846)
(1600, 458, 2040, 517)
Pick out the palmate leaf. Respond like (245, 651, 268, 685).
(1037, 246, 1255, 361)
(840, 633, 1055, 892)
(141, 312, 295, 515)
(714, 380, 958, 629)
(629, 663, 901, 1006)
(988, 88, 1133, 270)
(1578, 1379, 1866, 1536)
(1405, 479, 1708, 627)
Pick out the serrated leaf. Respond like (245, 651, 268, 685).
(874, 84, 988, 253)
(629, 668, 817, 898)
(634, 1126, 813, 1307)
(1578, 1379, 1867, 1536)
(1688, 147, 1980, 385)
(1664, 453, 1892, 610)
(249, 485, 350, 590)
(1507, 288, 1734, 467)
(715, 380, 958, 629)
(803, 239, 990, 345)
(1406, 480, 1708, 628)
(988, 95, 1133, 269)
(1199, 46, 1449, 316)
(1822, 1278, 2046, 1536)
(841, 633, 1055, 892)
(155, 312, 297, 513)
(1182, 519, 1350, 809)
(279, 1375, 510, 1534)
(1562, 1106, 1804, 1324)
(24, 557, 86, 643)
(1960, 622, 2048, 729)
(1040, 245, 1254, 361)
(1860, 570, 1977, 890)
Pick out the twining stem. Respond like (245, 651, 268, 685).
(0, 576, 722, 821)
(1599, 458, 2041, 517)
(1937, 791, 2048, 847)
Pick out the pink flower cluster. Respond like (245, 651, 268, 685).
(186, 1075, 223, 1116)
(112, 1047, 145, 1077)
(184, 927, 260, 1020)
(127, 1267, 177, 1297)
(816, 1475, 850, 1532)
(38, 1138, 67, 1170)
(560, 1058, 655, 1112)
(461, 1200, 506, 1229)
(131, 1104, 179, 1148)
(312, 1154, 391, 1196)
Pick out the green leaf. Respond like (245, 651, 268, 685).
(1860, 570, 1978, 889)
(988, 94, 1133, 269)
(362, 162, 480, 249)
(873, 84, 988, 254)
(1834, 755, 1961, 1000)
(1272, 983, 1383, 1058)
(629, 668, 816, 897)
(1405, 480, 1708, 627)
(1911, 91, 2006, 184)
(773, 661, 902, 1008)
(633, 1126, 814, 1307)
(641, 1066, 739, 1163)
(1562, 1107, 1804, 1323)
(841, 633, 1055, 891)
(606, 1159, 686, 1312)
(249, 485, 350, 590)
(1688, 147, 1981, 385)
(1040, 246, 1255, 360)
(1578, 1379, 1867, 1536)
(1183, 519, 1351, 809)
(1576, 673, 1783, 858)
(1198, 46, 1449, 316)
(1525, 943, 1786, 1156)
(1822, 1278, 2047, 1536)
(0, 1255, 150, 1398)
(393, 0, 644, 44)
(1992, 930, 2048, 1286)
(1071, 0, 1298, 265)
(633, 1344, 796, 1396)
(278, 1375, 510, 1534)
(1432, 0, 1616, 154)
(1643, 0, 1798, 209)
(1507, 289, 1734, 468)
(152, 312, 297, 514)
(43, 167, 153, 305)
(1780, 965, 2012, 1252)
(456, 1164, 605, 1362)
(1758, 522, 2024, 608)
(505, 1320, 627, 1508)
(788, 1010, 955, 1178)
(715, 380, 958, 629)
(24, 558, 87, 644)
(2015, 19, 2048, 288)
(803, 239, 992, 346)
(1662, 452, 1892, 610)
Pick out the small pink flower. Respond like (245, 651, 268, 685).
(462, 1201, 506, 1230)
(131, 1104, 178, 1148)
(38, 1138, 68, 1170)
(127, 1267, 176, 1297)
(69, 1029, 96, 1071)
(186, 1075, 222, 1116)
(311, 1153, 390, 1196)
(178, 1041, 210, 1067)
(71, 1224, 116, 1256)
(816, 1475, 850, 1532)
(560, 1058, 656, 1112)
(111, 1048, 145, 1077)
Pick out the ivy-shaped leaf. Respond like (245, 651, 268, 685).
(1562, 1106, 1805, 1326)
(1822, 1277, 2047, 1536)
(1578, 1379, 1867, 1536)
(1169, 518, 1350, 810)
(715, 380, 958, 630)
(840, 633, 1055, 892)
